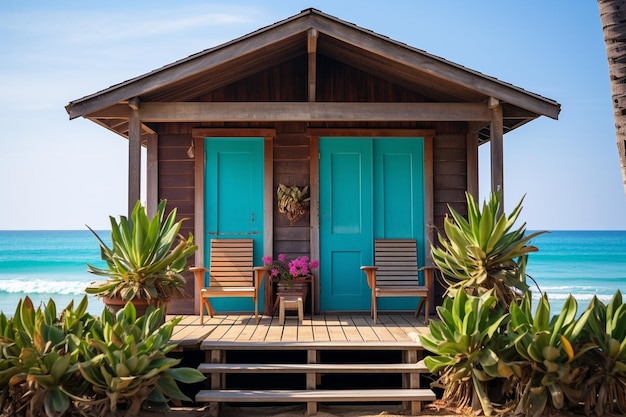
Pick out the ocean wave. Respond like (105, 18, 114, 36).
(0, 278, 92, 296)
(530, 292, 617, 314)
(537, 292, 615, 302)
(533, 284, 600, 292)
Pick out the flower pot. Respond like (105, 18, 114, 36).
(276, 280, 309, 300)
(102, 296, 165, 317)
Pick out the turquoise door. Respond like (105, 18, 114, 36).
(319, 138, 425, 311)
(204, 138, 264, 312)
(319, 139, 373, 311)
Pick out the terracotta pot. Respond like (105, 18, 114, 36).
(102, 297, 165, 317)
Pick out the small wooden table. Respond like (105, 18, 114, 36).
(278, 295, 304, 324)
(265, 276, 314, 317)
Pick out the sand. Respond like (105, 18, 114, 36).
(163, 402, 474, 417)
(163, 403, 581, 417)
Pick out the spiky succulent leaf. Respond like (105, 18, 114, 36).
(432, 192, 544, 311)
(85, 199, 197, 304)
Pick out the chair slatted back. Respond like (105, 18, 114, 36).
(374, 239, 419, 287)
(209, 239, 254, 288)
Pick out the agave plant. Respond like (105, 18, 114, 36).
(420, 289, 509, 416)
(78, 303, 205, 417)
(0, 296, 94, 417)
(431, 192, 545, 310)
(86, 200, 197, 308)
(508, 293, 593, 417)
(0, 296, 205, 417)
(581, 291, 626, 416)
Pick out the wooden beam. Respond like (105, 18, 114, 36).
(308, 29, 318, 102)
(192, 136, 205, 315)
(128, 97, 140, 110)
(263, 136, 274, 316)
(307, 128, 435, 137)
(137, 102, 490, 122)
(466, 129, 479, 199)
(192, 128, 276, 139)
(490, 98, 504, 209)
(86, 102, 533, 121)
(146, 133, 158, 218)
(128, 100, 142, 216)
(309, 134, 320, 314)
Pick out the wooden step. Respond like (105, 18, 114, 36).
(196, 388, 436, 403)
(198, 362, 429, 374)
(201, 340, 424, 350)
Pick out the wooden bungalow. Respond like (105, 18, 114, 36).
(65, 8, 560, 318)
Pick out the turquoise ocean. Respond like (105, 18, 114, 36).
(0, 230, 625, 317)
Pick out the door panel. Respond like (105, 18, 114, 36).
(373, 139, 425, 310)
(205, 138, 264, 312)
(319, 139, 373, 311)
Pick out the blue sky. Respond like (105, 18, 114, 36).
(1, 1, 624, 230)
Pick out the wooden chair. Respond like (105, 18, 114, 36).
(361, 239, 434, 324)
(189, 239, 265, 324)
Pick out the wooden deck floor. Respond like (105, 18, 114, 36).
(169, 313, 429, 351)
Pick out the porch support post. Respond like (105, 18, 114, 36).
(146, 133, 158, 218)
(489, 97, 504, 211)
(128, 97, 142, 216)
(308, 29, 318, 102)
(466, 128, 479, 201)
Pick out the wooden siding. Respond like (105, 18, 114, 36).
(197, 57, 308, 102)
(195, 54, 426, 105)
(158, 134, 196, 314)
(273, 125, 311, 259)
(432, 129, 468, 230)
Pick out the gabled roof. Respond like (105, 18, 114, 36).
(66, 8, 560, 141)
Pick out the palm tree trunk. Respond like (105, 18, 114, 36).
(598, 0, 626, 196)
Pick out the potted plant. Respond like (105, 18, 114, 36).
(262, 254, 318, 303)
(263, 254, 318, 285)
(85, 200, 197, 314)
(277, 183, 310, 224)
(263, 253, 319, 298)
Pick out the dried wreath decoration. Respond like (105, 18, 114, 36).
(277, 183, 310, 225)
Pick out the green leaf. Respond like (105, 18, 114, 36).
(50, 352, 71, 380)
(423, 355, 453, 373)
(533, 294, 551, 331)
(45, 386, 70, 414)
(157, 374, 193, 402)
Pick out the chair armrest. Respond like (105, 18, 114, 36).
(418, 265, 438, 289)
(189, 267, 208, 291)
(360, 266, 378, 289)
(253, 266, 267, 289)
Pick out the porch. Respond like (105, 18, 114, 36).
(170, 312, 430, 349)
(168, 313, 436, 416)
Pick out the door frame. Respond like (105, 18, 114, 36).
(308, 128, 435, 313)
(191, 128, 275, 314)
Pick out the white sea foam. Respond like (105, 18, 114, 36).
(0, 278, 92, 295)
(535, 292, 614, 302)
